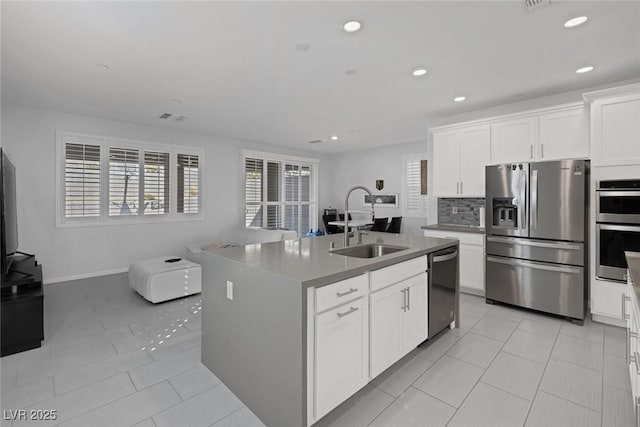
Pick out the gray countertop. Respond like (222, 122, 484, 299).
(626, 251, 640, 303)
(204, 232, 457, 288)
(421, 224, 486, 234)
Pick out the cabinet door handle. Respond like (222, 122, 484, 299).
(460, 182, 463, 194)
(337, 307, 359, 318)
(636, 397, 640, 427)
(336, 288, 358, 298)
(401, 288, 407, 311)
(541, 143, 544, 158)
(530, 145, 533, 159)
(407, 287, 411, 310)
(624, 294, 631, 321)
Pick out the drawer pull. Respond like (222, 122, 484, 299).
(635, 351, 640, 375)
(336, 288, 358, 298)
(337, 307, 359, 318)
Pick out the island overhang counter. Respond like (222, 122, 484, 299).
(200, 232, 459, 427)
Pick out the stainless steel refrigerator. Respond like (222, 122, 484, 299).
(485, 159, 589, 322)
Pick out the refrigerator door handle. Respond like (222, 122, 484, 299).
(519, 169, 527, 232)
(487, 256, 581, 274)
(531, 169, 538, 230)
(486, 236, 581, 250)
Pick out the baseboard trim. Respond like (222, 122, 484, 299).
(460, 286, 485, 297)
(591, 313, 625, 327)
(45, 267, 129, 284)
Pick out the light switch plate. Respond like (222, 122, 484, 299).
(226, 281, 233, 300)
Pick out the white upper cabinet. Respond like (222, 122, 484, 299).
(538, 106, 589, 160)
(431, 102, 590, 198)
(584, 85, 640, 167)
(433, 125, 490, 197)
(433, 131, 460, 196)
(490, 117, 536, 164)
(459, 126, 491, 197)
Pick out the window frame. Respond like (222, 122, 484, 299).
(402, 153, 429, 219)
(241, 149, 319, 235)
(56, 131, 204, 228)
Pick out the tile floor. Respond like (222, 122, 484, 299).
(0, 274, 635, 427)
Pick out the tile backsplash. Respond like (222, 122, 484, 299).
(438, 198, 486, 226)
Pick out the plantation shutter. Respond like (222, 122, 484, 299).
(405, 157, 428, 218)
(109, 147, 140, 216)
(266, 161, 281, 228)
(177, 154, 199, 214)
(64, 143, 101, 218)
(143, 151, 170, 215)
(245, 158, 263, 227)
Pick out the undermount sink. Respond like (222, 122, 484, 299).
(330, 243, 409, 259)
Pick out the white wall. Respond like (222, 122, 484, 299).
(2, 105, 331, 282)
(325, 140, 433, 236)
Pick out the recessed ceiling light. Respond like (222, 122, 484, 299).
(342, 20, 362, 33)
(330, 135, 339, 141)
(96, 64, 110, 71)
(454, 96, 466, 102)
(576, 66, 594, 74)
(412, 68, 428, 77)
(564, 16, 588, 28)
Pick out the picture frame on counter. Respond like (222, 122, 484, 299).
(364, 194, 398, 208)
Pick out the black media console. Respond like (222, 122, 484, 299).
(1, 255, 44, 356)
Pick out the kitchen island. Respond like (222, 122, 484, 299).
(200, 232, 458, 427)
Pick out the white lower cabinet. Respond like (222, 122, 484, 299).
(369, 273, 427, 378)
(591, 278, 627, 324)
(625, 277, 640, 422)
(314, 296, 368, 420)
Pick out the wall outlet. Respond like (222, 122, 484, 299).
(226, 280, 233, 300)
(451, 206, 458, 214)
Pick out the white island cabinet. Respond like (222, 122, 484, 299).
(369, 258, 427, 378)
(307, 256, 429, 424)
(311, 274, 369, 420)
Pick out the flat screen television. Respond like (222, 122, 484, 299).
(1, 148, 18, 276)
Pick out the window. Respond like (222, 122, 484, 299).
(57, 132, 203, 226)
(109, 147, 139, 216)
(403, 154, 428, 218)
(177, 154, 200, 214)
(243, 150, 318, 236)
(143, 151, 170, 215)
(64, 142, 101, 218)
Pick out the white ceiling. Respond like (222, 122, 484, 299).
(2, 1, 640, 153)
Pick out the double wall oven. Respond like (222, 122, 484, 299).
(596, 180, 640, 282)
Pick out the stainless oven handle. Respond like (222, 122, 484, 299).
(598, 224, 640, 232)
(486, 236, 581, 250)
(531, 169, 538, 230)
(486, 256, 582, 274)
(598, 191, 640, 197)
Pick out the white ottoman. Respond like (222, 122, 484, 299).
(128, 256, 201, 303)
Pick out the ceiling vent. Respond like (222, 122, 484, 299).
(159, 113, 172, 119)
(307, 139, 323, 144)
(524, 0, 552, 12)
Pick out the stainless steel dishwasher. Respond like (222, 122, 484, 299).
(428, 246, 458, 338)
